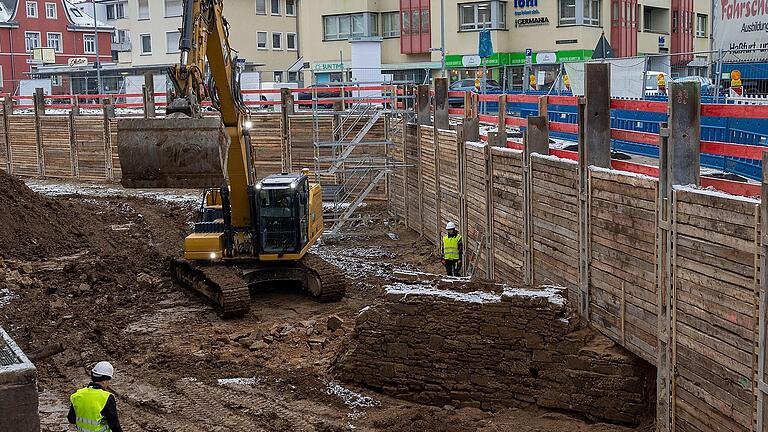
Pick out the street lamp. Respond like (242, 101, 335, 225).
(92, 0, 102, 95)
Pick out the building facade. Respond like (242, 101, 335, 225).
(300, 0, 712, 89)
(0, 0, 112, 94)
(87, 0, 300, 83)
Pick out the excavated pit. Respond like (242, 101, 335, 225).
(0, 170, 654, 431)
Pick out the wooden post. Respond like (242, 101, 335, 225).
(143, 72, 156, 118)
(280, 88, 294, 172)
(668, 81, 701, 186)
(463, 91, 472, 118)
(434, 77, 449, 130)
(416, 84, 431, 126)
(583, 63, 611, 168)
(71, 96, 80, 116)
(522, 130, 534, 286)
(455, 125, 467, 274)
(484, 143, 494, 278)
(33, 88, 45, 176)
(495, 94, 507, 147)
(68, 110, 79, 178)
(525, 116, 549, 157)
(2, 96, 12, 173)
(576, 97, 590, 317)
(538, 95, 549, 119)
(656, 123, 673, 432)
(758, 151, 768, 431)
(103, 98, 115, 181)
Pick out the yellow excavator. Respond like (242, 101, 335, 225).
(116, 0, 345, 317)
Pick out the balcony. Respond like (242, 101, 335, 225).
(111, 41, 131, 52)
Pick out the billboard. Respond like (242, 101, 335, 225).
(714, 0, 768, 61)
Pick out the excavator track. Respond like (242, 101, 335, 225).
(299, 252, 346, 302)
(170, 259, 250, 318)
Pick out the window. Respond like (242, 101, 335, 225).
(257, 31, 267, 48)
(271, 0, 280, 15)
(583, 0, 600, 25)
(287, 32, 297, 50)
(46, 32, 62, 52)
(402, 11, 410, 34)
(272, 32, 282, 49)
(166, 31, 180, 53)
(286, 0, 295, 16)
(323, 13, 379, 40)
(44, 2, 56, 18)
(383, 12, 400, 37)
(26, 1, 38, 17)
(140, 33, 151, 54)
(106, 2, 126, 20)
(458, 1, 505, 30)
(288, 71, 298, 82)
(24, 32, 41, 51)
(51, 75, 61, 86)
(70, 7, 82, 17)
(421, 8, 430, 32)
(83, 34, 96, 53)
(696, 14, 707, 37)
(274, 71, 283, 82)
(112, 29, 128, 44)
(164, 0, 182, 17)
(138, 0, 149, 20)
(255, 0, 266, 14)
(559, 0, 576, 25)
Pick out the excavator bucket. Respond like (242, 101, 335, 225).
(117, 116, 229, 189)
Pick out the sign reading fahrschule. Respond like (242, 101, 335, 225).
(714, 0, 768, 60)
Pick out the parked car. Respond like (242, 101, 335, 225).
(672, 75, 715, 95)
(296, 83, 351, 109)
(448, 79, 504, 107)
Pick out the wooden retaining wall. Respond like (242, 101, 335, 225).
(388, 121, 768, 432)
(0, 113, 390, 201)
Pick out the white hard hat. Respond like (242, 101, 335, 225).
(446, 222, 456, 230)
(91, 361, 114, 379)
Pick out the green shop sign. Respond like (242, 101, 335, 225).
(446, 50, 592, 68)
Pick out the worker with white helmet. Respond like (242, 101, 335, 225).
(67, 361, 123, 432)
(441, 221, 463, 276)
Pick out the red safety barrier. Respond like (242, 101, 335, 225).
(610, 160, 659, 177)
(448, 91, 465, 98)
(700, 177, 761, 196)
(550, 149, 578, 161)
(478, 94, 499, 102)
(505, 117, 526, 127)
(610, 99, 667, 113)
(610, 128, 659, 145)
(701, 104, 768, 119)
(506, 94, 539, 104)
(549, 122, 578, 134)
(448, 108, 463, 115)
(478, 114, 497, 124)
(700, 140, 766, 160)
(547, 96, 578, 106)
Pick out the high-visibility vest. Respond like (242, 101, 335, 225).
(442, 234, 462, 260)
(70, 387, 112, 432)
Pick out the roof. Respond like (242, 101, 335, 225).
(261, 173, 303, 185)
(64, 0, 111, 29)
(0, 0, 15, 22)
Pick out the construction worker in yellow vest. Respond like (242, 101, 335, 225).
(68, 361, 123, 432)
(441, 221, 464, 276)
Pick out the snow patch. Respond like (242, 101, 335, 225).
(326, 382, 379, 411)
(465, 141, 487, 149)
(502, 285, 566, 307)
(0, 286, 19, 308)
(25, 180, 200, 205)
(385, 283, 502, 304)
(673, 184, 761, 202)
(589, 165, 657, 182)
(310, 245, 413, 279)
(531, 153, 579, 166)
(217, 377, 261, 386)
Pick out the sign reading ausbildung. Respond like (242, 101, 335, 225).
(714, 0, 768, 61)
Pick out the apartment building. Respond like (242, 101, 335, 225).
(82, 0, 300, 82)
(300, 0, 712, 88)
(0, 0, 112, 94)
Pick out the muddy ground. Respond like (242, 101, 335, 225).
(1, 177, 654, 432)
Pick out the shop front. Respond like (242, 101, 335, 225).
(446, 49, 593, 91)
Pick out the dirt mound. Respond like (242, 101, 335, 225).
(0, 171, 88, 259)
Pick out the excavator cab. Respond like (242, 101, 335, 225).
(255, 174, 317, 258)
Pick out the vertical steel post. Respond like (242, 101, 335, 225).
(583, 63, 612, 169)
(416, 84, 431, 126)
(656, 123, 672, 432)
(434, 77, 449, 130)
(496, 94, 507, 147)
(757, 152, 768, 431)
(668, 81, 701, 187)
(525, 116, 549, 156)
(143, 73, 156, 119)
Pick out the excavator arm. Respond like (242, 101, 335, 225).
(117, 0, 253, 228)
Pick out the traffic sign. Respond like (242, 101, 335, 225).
(525, 48, 532, 66)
